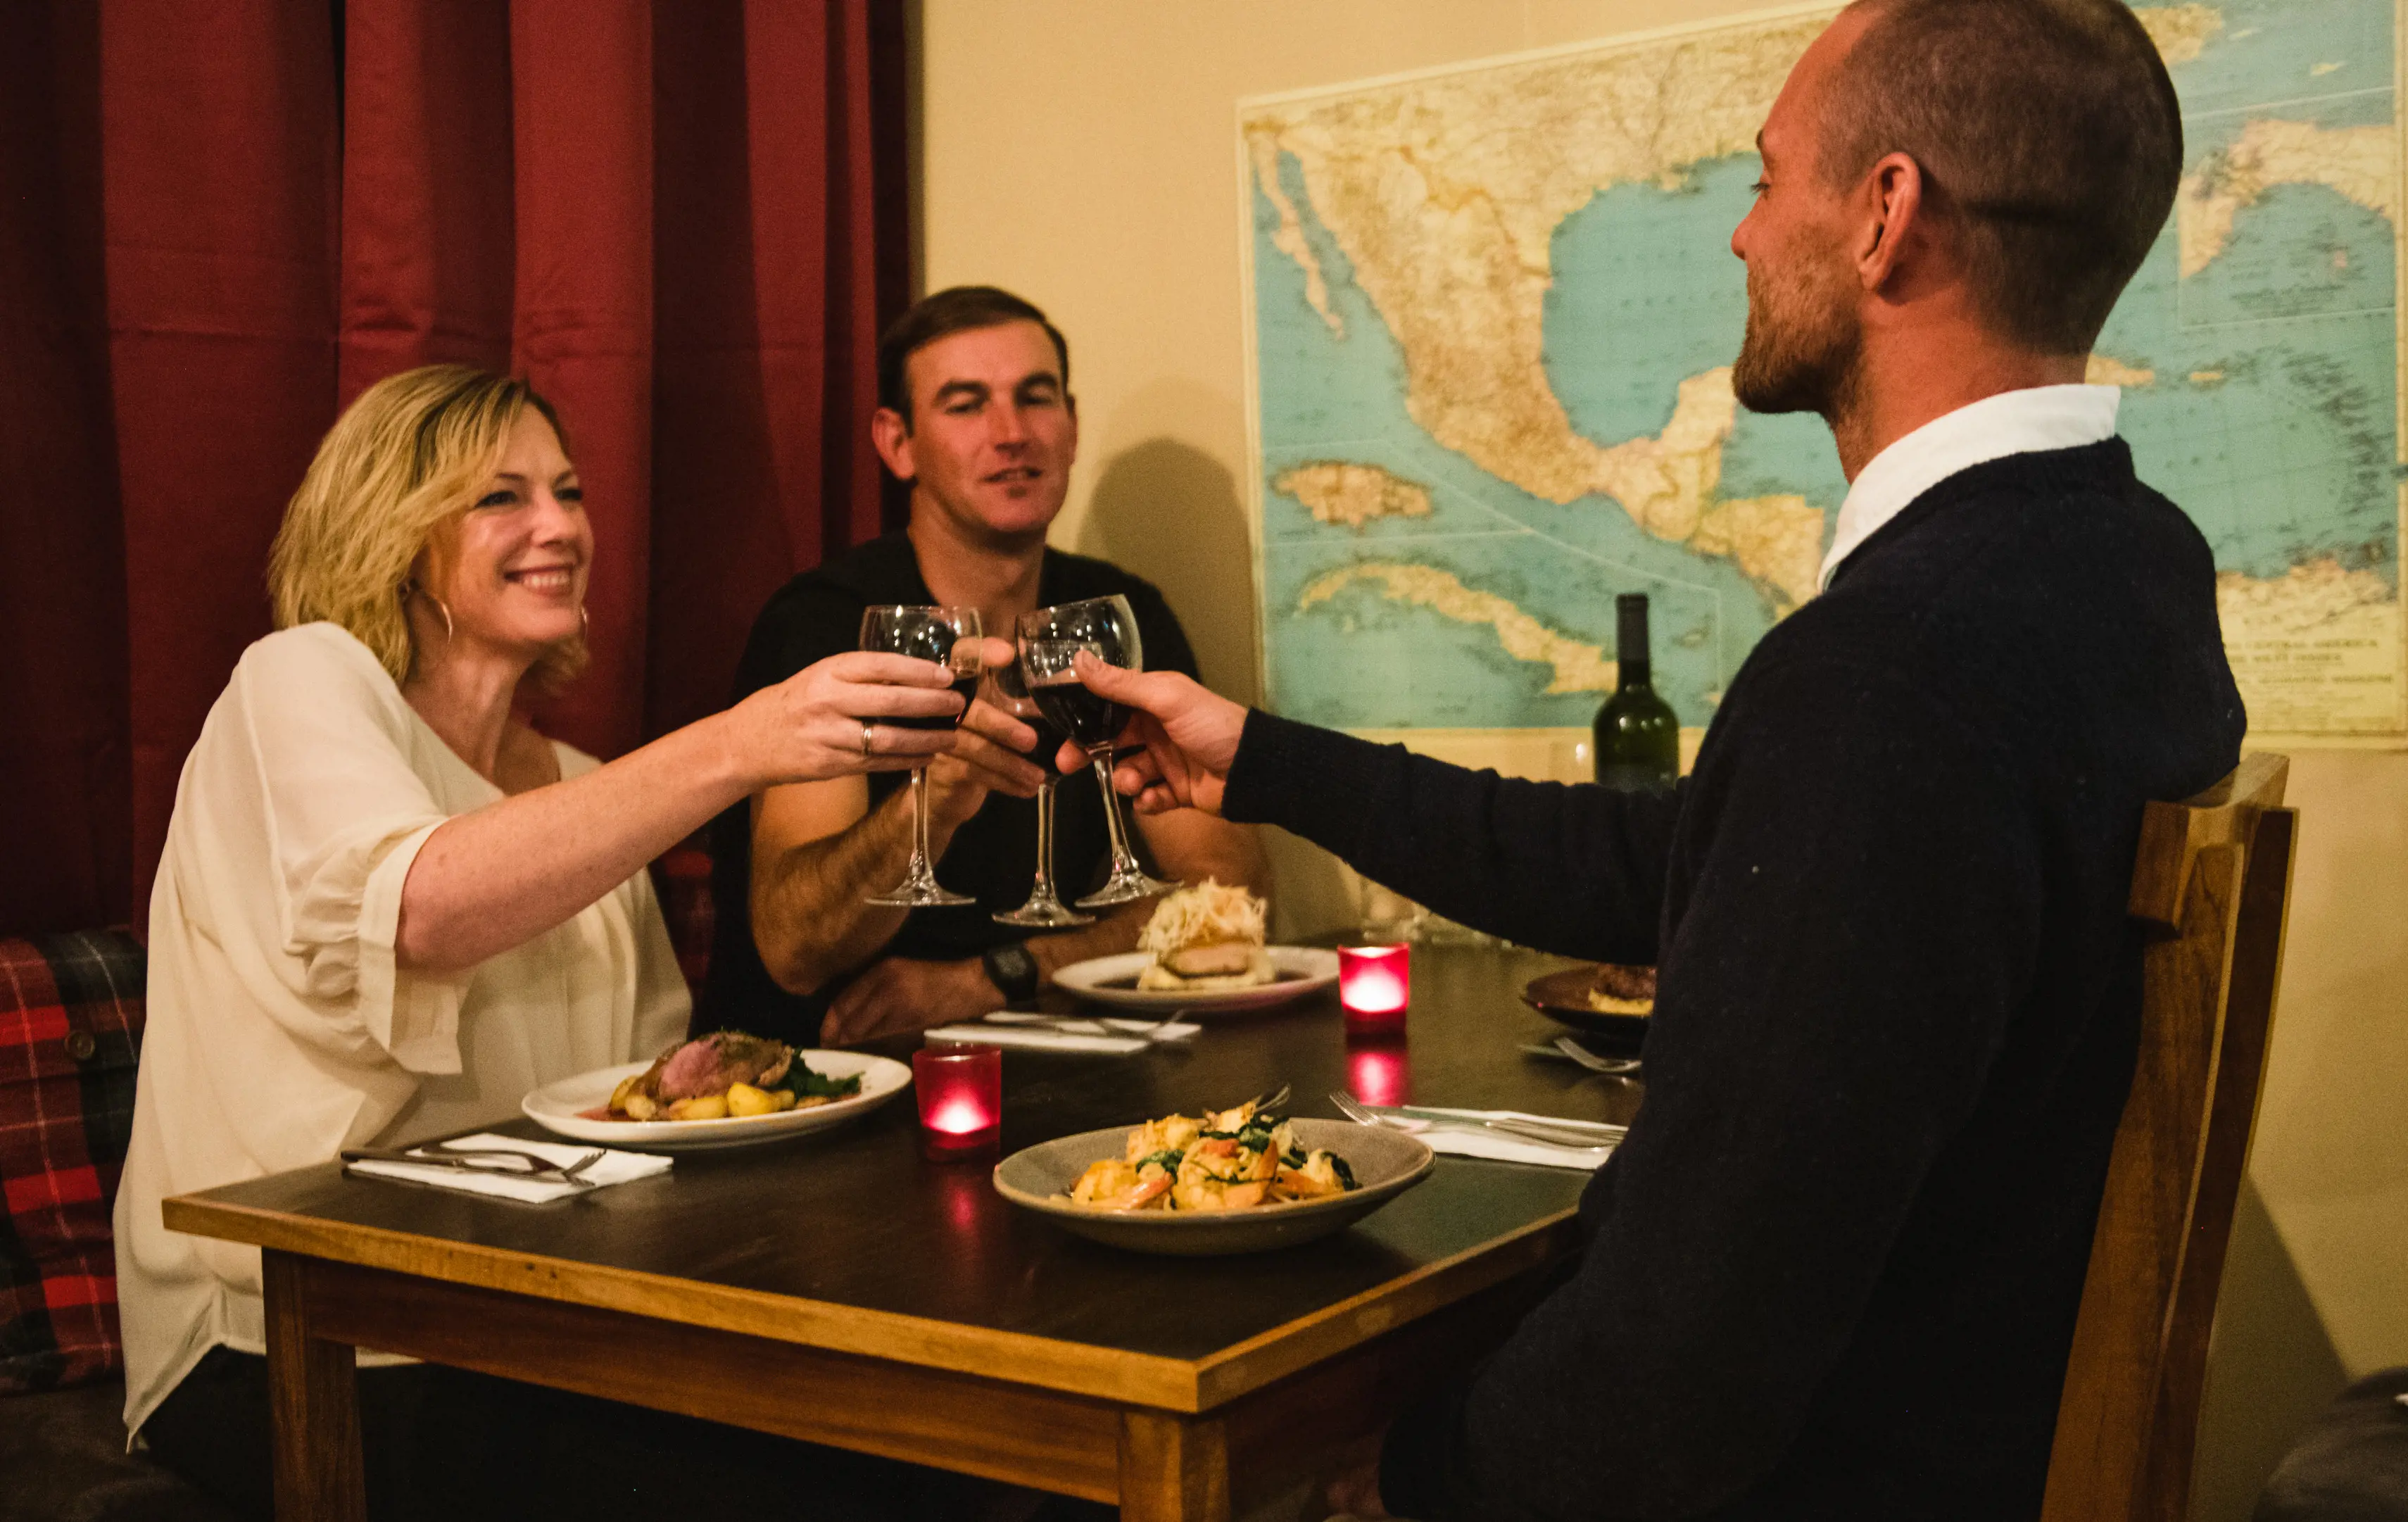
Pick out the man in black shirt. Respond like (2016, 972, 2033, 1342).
(703, 287, 1265, 1046)
(1067, 2, 2245, 1517)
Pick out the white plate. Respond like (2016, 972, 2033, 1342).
(521, 1051, 912, 1152)
(1049, 947, 1339, 1014)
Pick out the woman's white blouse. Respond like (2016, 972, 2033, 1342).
(114, 624, 691, 1435)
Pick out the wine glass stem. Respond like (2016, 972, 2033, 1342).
(1090, 748, 1141, 875)
(907, 766, 935, 879)
(1030, 778, 1060, 900)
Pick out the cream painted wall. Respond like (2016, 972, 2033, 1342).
(917, 4, 2408, 1516)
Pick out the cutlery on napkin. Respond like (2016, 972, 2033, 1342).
(341, 1132, 672, 1203)
(921, 1014, 1202, 1055)
(1354, 1102, 1621, 1171)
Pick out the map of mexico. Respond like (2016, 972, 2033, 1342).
(1242, 0, 2407, 743)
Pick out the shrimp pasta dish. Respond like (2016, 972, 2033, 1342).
(1066, 1098, 1360, 1212)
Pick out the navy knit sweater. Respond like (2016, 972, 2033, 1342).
(1221, 441, 2245, 1520)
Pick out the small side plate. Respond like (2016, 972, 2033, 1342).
(1521, 967, 1652, 1052)
(522, 1052, 912, 1152)
(1052, 946, 1339, 1014)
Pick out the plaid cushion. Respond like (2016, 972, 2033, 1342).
(0, 930, 145, 1394)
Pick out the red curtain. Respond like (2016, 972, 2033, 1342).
(0, 0, 909, 934)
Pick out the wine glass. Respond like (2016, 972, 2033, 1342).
(859, 605, 983, 907)
(988, 656, 1094, 928)
(1016, 595, 1180, 909)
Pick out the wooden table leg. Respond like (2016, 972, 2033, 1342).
(1119, 1410, 1230, 1522)
(263, 1250, 365, 1522)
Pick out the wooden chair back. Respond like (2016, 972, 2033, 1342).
(2041, 753, 2296, 1522)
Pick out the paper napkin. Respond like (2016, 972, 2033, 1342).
(921, 1016, 1202, 1055)
(343, 1132, 672, 1204)
(1418, 1128, 1615, 1170)
(1368, 1106, 1620, 1171)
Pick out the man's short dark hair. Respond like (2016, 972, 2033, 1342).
(1819, 0, 2183, 354)
(876, 286, 1071, 424)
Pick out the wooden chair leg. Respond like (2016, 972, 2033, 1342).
(1120, 1409, 1231, 1522)
(263, 1250, 366, 1522)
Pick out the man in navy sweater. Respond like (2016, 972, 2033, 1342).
(1068, 0, 2246, 1516)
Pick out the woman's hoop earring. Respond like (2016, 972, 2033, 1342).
(400, 580, 453, 643)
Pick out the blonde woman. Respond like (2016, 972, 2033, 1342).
(115, 366, 991, 1517)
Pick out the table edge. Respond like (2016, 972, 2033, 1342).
(1190, 1207, 1579, 1405)
(164, 1190, 1581, 1412)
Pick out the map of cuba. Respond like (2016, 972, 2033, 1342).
(1244, 0, 2402, 741)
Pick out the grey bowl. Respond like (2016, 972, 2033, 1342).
(992, 1118, 1435, 1256)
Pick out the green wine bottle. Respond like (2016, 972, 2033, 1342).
(1592, 594, 1679, 791)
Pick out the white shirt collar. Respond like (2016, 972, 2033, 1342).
(1818, 383, 2122, 590)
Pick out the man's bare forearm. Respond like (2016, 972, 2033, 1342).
(751, 787, 921, 994)
(1019, 819, 1273, 985)
(1025, 898, 1154, 983)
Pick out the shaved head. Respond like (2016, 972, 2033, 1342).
(1815, 0, 2183, 353)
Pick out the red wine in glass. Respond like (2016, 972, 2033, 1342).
(1014, 597, 1178, 910)
(1027, 668, 1127, 749)
(857, 604, 982, 907)
(988, 650, 1090, 926)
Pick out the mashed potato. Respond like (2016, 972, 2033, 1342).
(1135, 880, 1275, 991)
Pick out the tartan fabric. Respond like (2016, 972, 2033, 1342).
(0, 929, 145, 1394)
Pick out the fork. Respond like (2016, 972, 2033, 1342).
(1329, 1090, 1620, 1150)
(341, 1143, 605, 1188)
(1518, 1041, 1642, 1076)
(1553, 1036, 1642, 1075)
(983, 1012, 1179, 1038)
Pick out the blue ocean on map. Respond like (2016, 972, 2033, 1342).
(1251, 0, 2398, 733)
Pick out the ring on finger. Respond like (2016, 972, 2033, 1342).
(859, 720, 876, 758)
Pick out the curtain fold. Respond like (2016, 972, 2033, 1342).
(0, 0, 909, 933)
(0, 2, 130, 935)
(101, 0, 344, 912)
(336, 0, 515, 396)
(510, 0, 658, 760)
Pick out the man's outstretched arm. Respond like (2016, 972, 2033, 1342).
(1072, 656, 1677, 961)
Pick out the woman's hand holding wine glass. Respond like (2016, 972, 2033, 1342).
(857, 605, 997, 907)
(721, 650, 961, 789)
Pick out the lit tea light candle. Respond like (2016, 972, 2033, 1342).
(1338, 943, 1411, 1033)
(914, 1043, 1002, 1160)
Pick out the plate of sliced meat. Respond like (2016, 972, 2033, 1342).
(522, 1031, 911, 1152)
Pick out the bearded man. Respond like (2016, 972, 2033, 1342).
(1069, 1, 2246, 1516)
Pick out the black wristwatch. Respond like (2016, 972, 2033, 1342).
(981, 941, 1040, 1005)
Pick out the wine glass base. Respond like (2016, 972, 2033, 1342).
(1074, 872, 1182, 910)
(992, 900, 1095, 928)
(866, 885, 981, 908)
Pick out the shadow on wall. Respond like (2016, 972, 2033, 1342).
(2188, 1178, 2350, 1522)
(1073, 412, 1363, 935)
(1076, 434, 1260, 708)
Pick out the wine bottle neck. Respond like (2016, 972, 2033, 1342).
(1615, 595, 1652, 690)
(1617, 657, 1651, 691)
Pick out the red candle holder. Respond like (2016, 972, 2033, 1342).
(914, 1042, 1002, 1161)
(1338, 943, 1411, 1034)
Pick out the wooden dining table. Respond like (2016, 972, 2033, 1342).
(164, 942, 1641, 1521)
